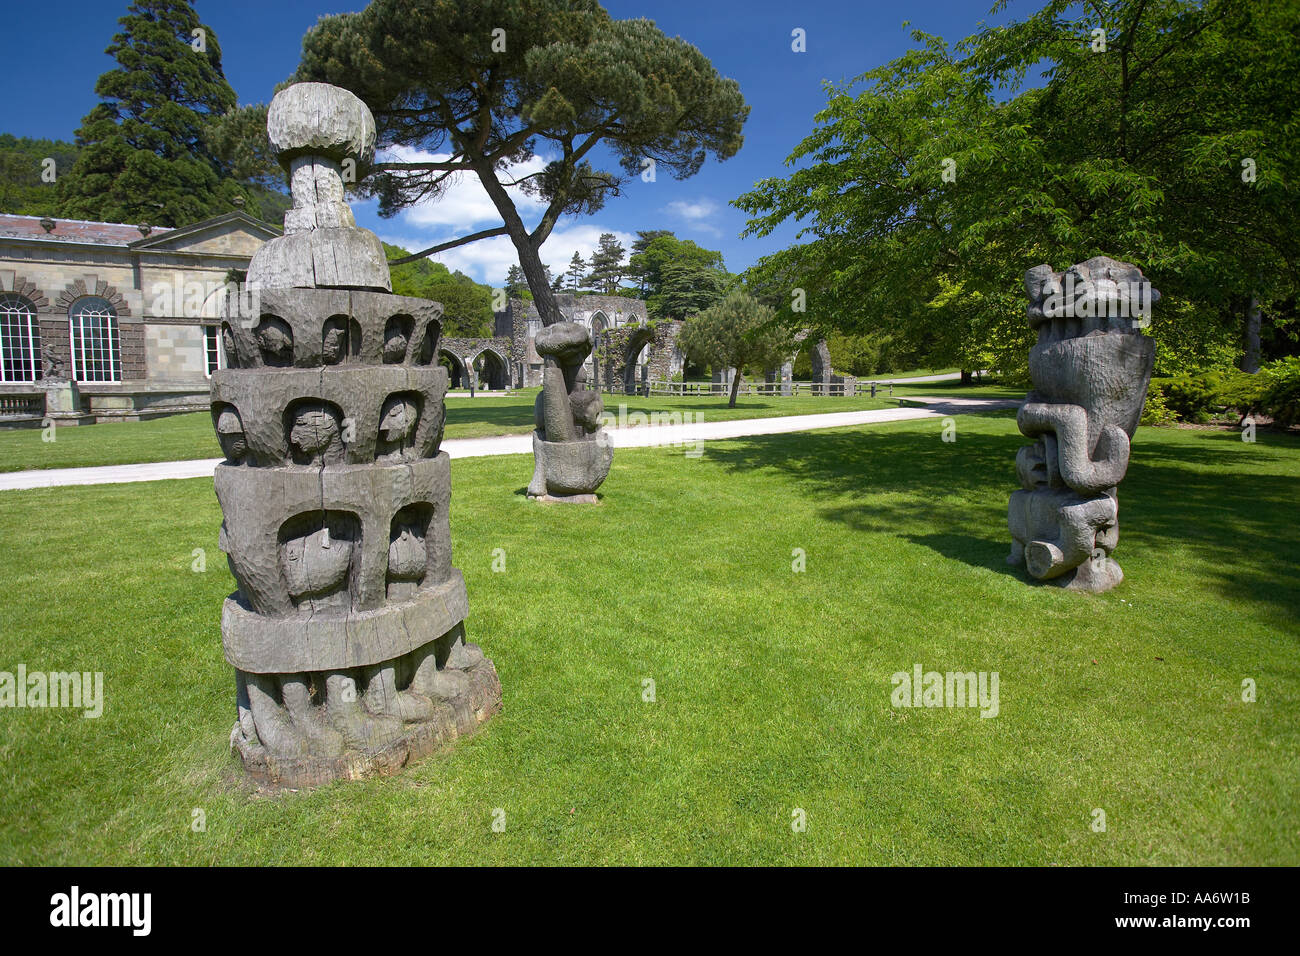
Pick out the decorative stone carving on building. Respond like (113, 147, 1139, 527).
(527, 321, 613, 502)
(56, 278, 131, 316)
(1008, 256, 1159, 592)
(209, 82, 500, 787)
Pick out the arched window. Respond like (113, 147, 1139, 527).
(0, 293, 41, 382)
(69, 296, 120, 382)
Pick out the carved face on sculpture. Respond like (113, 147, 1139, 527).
(383, 315, 413, 364)
(215, 407, 248, 462)
(379, 396, 417, 444)
(288, 402, 344, 464)
(256, 316, 294, 366)
(278, 512, 359, 611)
(386, 504, 432, 598)
(322, 324, 347, 364)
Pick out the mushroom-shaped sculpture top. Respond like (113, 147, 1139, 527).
(534, 321, 593, 365)
(267, 82, 376, 167)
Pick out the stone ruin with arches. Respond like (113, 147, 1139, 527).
(437, 337, 513, 392)
(484, 296, 858, 396)
(495, 293, 685, 392)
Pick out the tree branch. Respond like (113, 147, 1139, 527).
(387, 226, 510, 265)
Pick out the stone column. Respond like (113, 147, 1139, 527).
(209, 83, 500, 787)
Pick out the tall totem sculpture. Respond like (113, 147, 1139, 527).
(1008, 256, 1159, 593)
(527, 322, 613, 502)
(210, 83, 501, 787)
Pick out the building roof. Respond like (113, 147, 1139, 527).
(0, 210, 279, 249)
(0, 214, 172, 245)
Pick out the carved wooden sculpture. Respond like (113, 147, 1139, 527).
(1009, 256, 1159, 592)
(210, 83, 500, 786)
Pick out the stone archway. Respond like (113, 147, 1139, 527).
(470, 347, 508, 391)
(625, 335, 653, 393)
(438, 350, 467, 389)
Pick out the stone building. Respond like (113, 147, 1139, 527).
(0, 214, 697, 424)
(0, 210, 279, 425)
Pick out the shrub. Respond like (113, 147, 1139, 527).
(1143, 362, 1300, 427)
(1141, 388, 1177, 425)
(1153, 373, 1222, 423)
(1258, 357, 1300, 427)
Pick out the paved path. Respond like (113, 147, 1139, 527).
(0, 396, 1017, 491)
(871, 371, 963, 384)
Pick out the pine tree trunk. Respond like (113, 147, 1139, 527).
(471, 158, 564, 327)
(728, 369, 742, 408)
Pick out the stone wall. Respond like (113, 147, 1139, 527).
(597, 320, 682, 394)
(439, 336, 514, 390)
(495, 294, 650, 388)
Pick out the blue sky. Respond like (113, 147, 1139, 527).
(1, 0, 1024, 285)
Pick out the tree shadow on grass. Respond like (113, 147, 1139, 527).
(702, 421, 1300, 617)
(445, 401, 535, 433)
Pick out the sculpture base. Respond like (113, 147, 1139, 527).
(1053, 554, 1123, 593)
(527, 431, 613, 498)
(527, 492, 600, 504)
(231, 655, 501, 789)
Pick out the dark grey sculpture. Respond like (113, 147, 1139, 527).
(527, 321, 612, 502)
(1008, 256, 1159, 592)
(210, 83, 500, 787)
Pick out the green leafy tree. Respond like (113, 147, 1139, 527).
(654, 259, 730, 320)
(386, 242, 495, 336)
(503, 264, 530, 300)
(289, 0, 748, 326)
(678, 289, 794, 406)
(628, 232, 728, 318)
(736, 0, 1300, 379)
(565, 251, 587, 292)
(627, 229, 674, 292)
(58, 0, 258, 227)
(206, 102, 293, 223)
(584, 232, 627, 294)
(0, 136, 80, 216)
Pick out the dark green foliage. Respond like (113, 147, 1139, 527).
(1259, 357, 1300, 427)
(0, 136, 80, 216)
(57, 0, 270, 227)
(736, 0, 1300, 380)
(628, 232, 730, 319)
(678, 289, 796, 406)
(287, 0, 748, 326)
(1141, 362, 1299, 426)
(584, 233, 627, 294)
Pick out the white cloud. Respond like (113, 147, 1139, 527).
(379, 223, 638, 287)
(383, 145, 549, 229)
(663, 198, 723, 236)
(374, 147, 642, 286)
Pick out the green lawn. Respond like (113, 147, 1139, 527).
(1, 413, 1295, 864)
(0, 383, 1023, 472)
